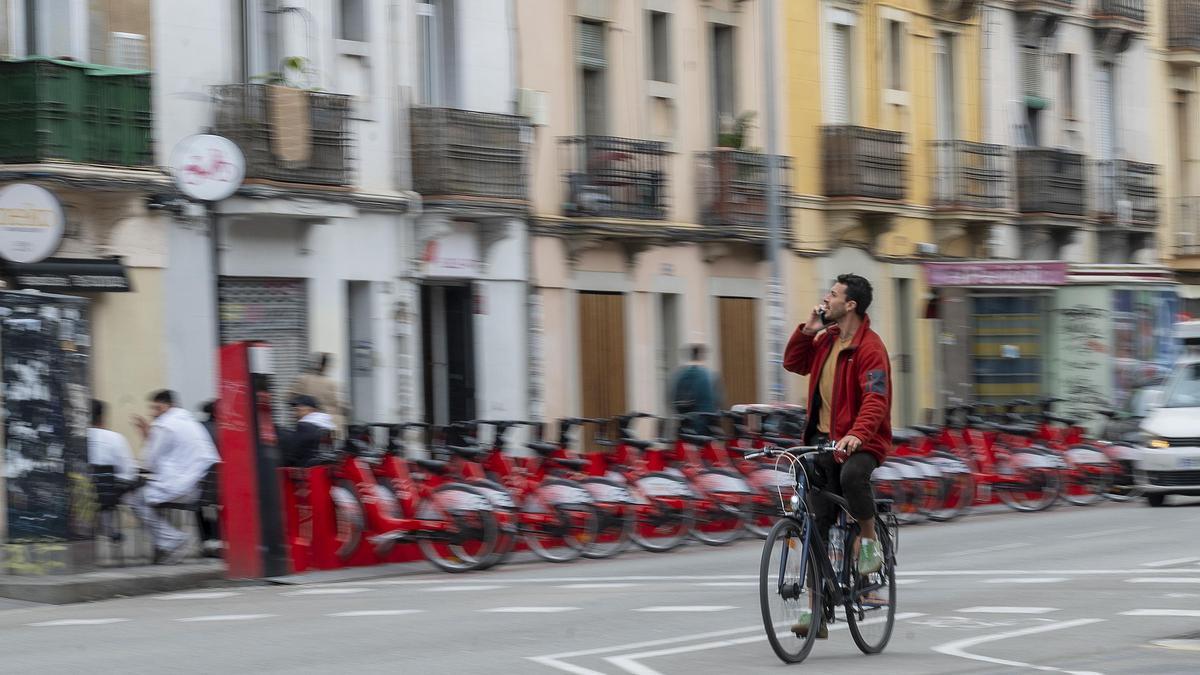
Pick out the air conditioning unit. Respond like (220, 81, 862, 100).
(109, 32, 148, 69)
(518, 88, 548, 127)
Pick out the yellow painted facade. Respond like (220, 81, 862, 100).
(781, 1, 987, 423)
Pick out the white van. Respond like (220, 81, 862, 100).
(1136, 349, 1200, 506)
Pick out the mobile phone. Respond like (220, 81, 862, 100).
(818, 307, 833, 326)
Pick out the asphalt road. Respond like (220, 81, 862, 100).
(1, 498, 1198, 674)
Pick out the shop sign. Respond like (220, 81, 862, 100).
(169, 134, 245, 202)
(0, 184, 65, 264)
(923, 261, 1068, 287)
(421, 222, 481, 277)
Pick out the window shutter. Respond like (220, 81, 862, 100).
(1022, 45, 1042, 98)
(1096, 64, 1114, 161)
(829, 25, 850, 124)
(577, 21, 607, 70)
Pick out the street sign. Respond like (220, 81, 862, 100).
(169, 134, 245, 202)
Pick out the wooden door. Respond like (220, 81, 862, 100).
(579, 292, 627, 450)
(718, 296, 760, 407)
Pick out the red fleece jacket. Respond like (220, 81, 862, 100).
(783, 314, 893, 464)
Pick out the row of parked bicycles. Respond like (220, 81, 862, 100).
(289, 396, 1138, 573)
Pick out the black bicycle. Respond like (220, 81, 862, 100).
(749, 443, 899, 664)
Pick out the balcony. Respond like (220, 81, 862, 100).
(1092, 0, 1146, 50)
(410, 107, 529, 204)
(559, 136, 669, 220)
(1094, 160, 1157, 227)
(1014, 0, 1074, 14)
(211, 84, 353, 187)
(0, 58, 152, 167)
(1167, 0, 1200, 66)
(821, 126, 906, 202)
(1014, 148, 1086, 218)
(696, 150, 792, 230)
(930, 141, 1010, 213)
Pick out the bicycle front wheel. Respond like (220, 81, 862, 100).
(759, 517, 822, 664)
(845, 523, 897, 654)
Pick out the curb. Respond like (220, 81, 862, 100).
(0, 561, 228, 605)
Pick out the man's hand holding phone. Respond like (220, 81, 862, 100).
(801, 304, 830, 336)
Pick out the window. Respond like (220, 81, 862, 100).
(934, 31, 955, 139)
(242, 0, 282, 83)
(828, 23, 852, 124)
(339, 0, 367, 42)
(1060, 53, 1075, 120)
(648, 11, 670, 83)
(417, 0, 456, 106)
(886, 20, 903, 91)
(578, 20, 608, 136)
(711, 24, 735, 141)
(24, 0, 82, 59)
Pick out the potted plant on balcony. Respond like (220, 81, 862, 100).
(710, 112, 768, 226)
(252, 56, 314, 168)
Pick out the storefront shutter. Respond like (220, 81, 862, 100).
(218, 277, 310, 426)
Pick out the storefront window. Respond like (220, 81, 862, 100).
(1112, 289, 1179, 410)
(971, 294, 1047, 404)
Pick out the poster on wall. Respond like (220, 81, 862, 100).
(1112, 289, 1180, 411)
(1052, 287, 1112, 430)
(1, 291, 91, 542)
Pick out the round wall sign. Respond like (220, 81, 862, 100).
(0, 183, 66, 264)
(169, 134, 246, 202)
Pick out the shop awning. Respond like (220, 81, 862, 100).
(4, 257, 132, 293)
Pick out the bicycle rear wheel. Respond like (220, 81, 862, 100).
(845, 522, 896, 654)
(759, 517, 822, 664)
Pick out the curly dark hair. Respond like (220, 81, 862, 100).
(836, 273, 873, 318)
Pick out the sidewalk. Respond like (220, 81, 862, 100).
(0, 561, 227, 605)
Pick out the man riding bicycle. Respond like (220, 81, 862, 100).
(784, 274, 892, 611)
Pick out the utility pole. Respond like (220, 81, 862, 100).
(762, 0, 784, 403)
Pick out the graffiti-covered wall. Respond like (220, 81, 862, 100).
(0, 292, 92, 542)
(1051, 287, 1113, 431)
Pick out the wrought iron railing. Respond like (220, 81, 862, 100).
(696, 149, 792, 228)
(1014, 148, 1086, 217)
(1168, 0, 1200, 50)
(1093, 0, 1146, 22)
(822, 125, 906, 201)
(410, 107, 529, 201)
(930, 140, 1010, 211)
(1093, 159, 1157, 225)
(211, 84, 353, 187)
(559, 135, 669, 219)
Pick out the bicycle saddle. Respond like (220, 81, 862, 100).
(549, 457, 588, 471)
(910, 424, 941, 437)
(997, 424, 1039, 437)
(891, 428, 923, 445)
(446, 445, 485, 460)
(413, 458, 449, 474)
(527, 441, 561, 455)
(621, 438, 655, 450)
(679, 433, 714, 446)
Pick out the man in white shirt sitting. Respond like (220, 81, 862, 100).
(88, 399, 137, 482)
(130, 390, 221, 564)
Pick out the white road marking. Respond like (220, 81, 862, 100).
(379, 575, 759, 586)
(1124, 577, 1200, 584)
(154, 591, 241, 601)
(1151, 639, 1200, 652)
(958, 606, 1059, 615)
(1120, 609, 1200, 617)
(633, 606, 736, 613)
(480, 607, 580, 613)
(693, 582, 757, 588)
(420, 585, 507, 592)
(604, 613, 925, 675)
(329, 610, 424, 617)
(896, 579, 926, 585)
(901, 569, 1200, 576)
(1066, 528, 1137, 540)
(948, 542, 1031, 558)
(557, 583, 642, 589)
(28, 618, 129, 627)
(282, 587, 372, 596)
(175, 614, 276, 623)
(1141, 556, 1200, 568)
(984, 578, 1069, 584)
(528, 624, 769, 675)
(1166, 593, 1200, 599)
(932, 618, 1106, 675)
